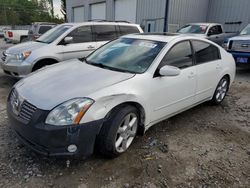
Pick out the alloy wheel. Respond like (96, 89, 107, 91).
(215, 78, 228, 103)
(115, 113, 138, 153)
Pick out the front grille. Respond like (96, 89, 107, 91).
(230, 40, 250, 52)
(1, 51, 6, 62)
(10, 89, 37, 123)
(19, 101, 37, 122)
(228, 41, 233, 50)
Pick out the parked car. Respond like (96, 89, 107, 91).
(3, 27, 12, 42)
(6, 29, 29, 43)
(0, 26, 11, 37)
(0, 21, 143, 77)
(177, 23, 237, 46)
(7, 34, 235, 157)
(225, 24, 250, 65)
(28, 22, 56, 41)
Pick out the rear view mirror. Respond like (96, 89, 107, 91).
(159, 65, 181, 77)
(64, 36, 73, 45)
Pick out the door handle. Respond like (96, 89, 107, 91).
(87, 45, 95, 49)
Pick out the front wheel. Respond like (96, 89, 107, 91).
(211, 76, 229, 105)
(96, 105, 139, 158)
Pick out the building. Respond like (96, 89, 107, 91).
(66, 0, 250, 33)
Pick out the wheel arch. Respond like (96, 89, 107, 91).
(32, 58, 59, 71)
(104, 101, 146, 135)
(222, 74, 231, 90)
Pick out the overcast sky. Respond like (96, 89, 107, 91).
(53, 0, 63, 18)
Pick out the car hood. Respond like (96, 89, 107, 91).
(15, 60, 135, 110)
(229, 35, 250, 41)
(6, 41, 47, 54)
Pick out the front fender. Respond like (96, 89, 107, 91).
(80, 93, 150, 126)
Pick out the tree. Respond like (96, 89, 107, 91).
(61, 0, 67, 22)
(0, 0, 63, 25)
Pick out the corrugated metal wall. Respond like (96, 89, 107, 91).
(207, 0, 250, 32)
(66, 0, 114, 22)
(168, 0, 210, 31)
(66, 0, 250, 33)
(136, 0, 166, 32)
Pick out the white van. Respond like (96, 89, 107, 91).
(1, 21, 143, 77)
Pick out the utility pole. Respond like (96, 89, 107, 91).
(163, 0, 169, 32)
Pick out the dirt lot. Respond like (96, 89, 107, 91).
(0, 38, 249, 188)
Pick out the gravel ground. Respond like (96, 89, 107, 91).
(0, 38, 249, 188)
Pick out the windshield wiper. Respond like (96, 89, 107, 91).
(35, 40, 47, 44)
(79, 57, 88, 62)
(90, 63, 134, 74)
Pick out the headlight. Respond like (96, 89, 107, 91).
(16, 51, 31, 60)
(45, 98, 94, 126)
(222, 39, 229, 50)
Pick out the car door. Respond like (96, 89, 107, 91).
(150, 41, 197, 123)
(191, 40, 222, 103)
(92, 25, 119, 49)
(207, 25, 224, 45)
(62, 25, 96, 60)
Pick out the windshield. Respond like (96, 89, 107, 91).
(36, 25, 72, 44)
(178, 24, 208, 34)
(86, 38, 166, 74)
(240, 24, 250, 35)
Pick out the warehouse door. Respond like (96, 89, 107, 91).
(91, 3, 106, 20)
(115, 0, 137, 23)
(73, 6, 84, 22)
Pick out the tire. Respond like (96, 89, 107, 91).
(96, 105, 139, 158)
(20, 37, 28, 43)
(211, 76, 229, 105)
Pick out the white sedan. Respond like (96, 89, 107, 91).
(7, 34, 236, 158)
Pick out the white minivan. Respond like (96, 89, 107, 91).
(0, 22, 143, 77)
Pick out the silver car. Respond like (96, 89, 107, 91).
(1, 22, 143, 77)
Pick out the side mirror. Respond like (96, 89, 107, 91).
(159, 65, 181, 77)
(64, 36, 73, 45)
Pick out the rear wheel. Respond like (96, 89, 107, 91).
(96, 105, 139, 158)
(211, 76, 229, 105)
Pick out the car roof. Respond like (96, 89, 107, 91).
(123, 33, 182, 43)
(124, 33, 215, 43)
(187, 23, 221, 26)
(61, 21, 140, 27)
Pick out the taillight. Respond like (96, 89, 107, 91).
(8, 31, 13, 38)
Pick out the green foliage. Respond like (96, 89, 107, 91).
(61, 0, 67, 21)
(0, 0, 64, 25)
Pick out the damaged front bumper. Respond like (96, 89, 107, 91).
(7, 101, 104, 157)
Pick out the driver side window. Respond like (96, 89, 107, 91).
(159, 41, 194, 70)
(67, 26, 93, 43)
(208, 25, 222, 36)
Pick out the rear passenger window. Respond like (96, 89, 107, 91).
(160, 41, 193, 69)
(192, 41, 221, 64)
(38, 26, 53, 34)
(93, 25, 117, 41)
(67, 26, 93, 43)
(119, 26, 140, 36)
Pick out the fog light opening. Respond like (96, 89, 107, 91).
(67, 144, 77, 153)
